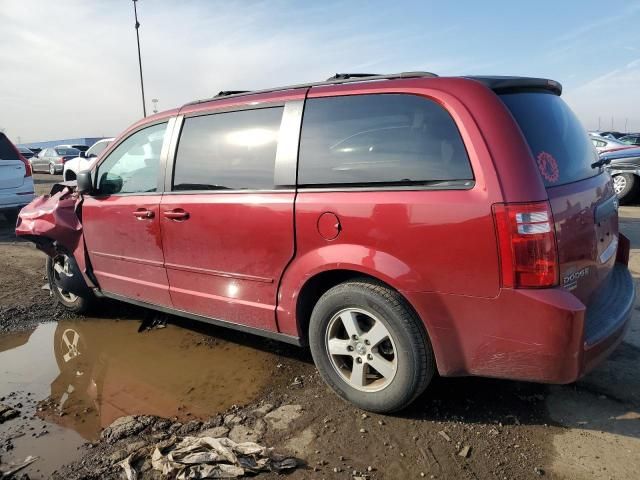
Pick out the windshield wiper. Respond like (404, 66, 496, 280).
(591, 157, 612, 169)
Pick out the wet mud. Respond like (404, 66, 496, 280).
(0, 318, 281, 478)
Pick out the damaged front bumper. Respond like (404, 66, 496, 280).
(15, 181, 97, 293)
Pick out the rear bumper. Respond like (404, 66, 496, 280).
(581, 263, 635, 376)
(404, 263, 635, 384)
(0, 192, 35, 212)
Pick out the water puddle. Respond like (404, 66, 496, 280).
(0, 318, 280, 478)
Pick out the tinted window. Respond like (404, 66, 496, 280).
(173, 107, 283, 191)
(55, 148, 79, 156)
(500, 93, 598, 187)
(97, 122, 167, 194)
(298, 94, 473, 186)
(0, 134, 18, 160)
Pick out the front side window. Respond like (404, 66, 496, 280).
(298, 94, 473, 186)
(96, 122, 167, 195)
(173, 107, 283, 191)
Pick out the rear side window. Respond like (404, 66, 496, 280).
(500, 93, 598, 187)
(0, 134, 19, 160)
(298, 94, 473, 186)
(173, 107, 283, 191)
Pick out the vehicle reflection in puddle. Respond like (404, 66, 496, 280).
(0, 318, 279, 478)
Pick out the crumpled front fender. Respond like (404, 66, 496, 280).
(15, 183, 96, 289)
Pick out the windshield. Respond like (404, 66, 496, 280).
(55, 148, 80, 156)
(500, 92, 598, 187)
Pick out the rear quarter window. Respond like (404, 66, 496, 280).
(500, 93, 598, 187)
(298, 94, 473, 186)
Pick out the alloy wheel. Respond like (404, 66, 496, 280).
(325, 308, 398, 392)
(613, 175, 627, 195)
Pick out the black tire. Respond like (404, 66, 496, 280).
(2, 209, 19, 225)
(309, 280, 434, 413)
(613, 173, 640, 204)
(46, 254, 93, 313)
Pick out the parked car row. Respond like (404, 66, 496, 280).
(0, 133, 34, 222)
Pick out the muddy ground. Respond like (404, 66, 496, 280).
(0, 173, 639, 479)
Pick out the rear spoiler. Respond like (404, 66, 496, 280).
(466, 76, 562, 96)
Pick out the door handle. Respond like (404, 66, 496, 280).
(133, 209, 154, 219)
(163, 209, 190, 220)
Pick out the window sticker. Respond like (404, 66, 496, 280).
(536, 151, 559, 184)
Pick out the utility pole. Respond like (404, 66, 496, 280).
(132, 0, 147, 117)
(625, 118, 628, 133)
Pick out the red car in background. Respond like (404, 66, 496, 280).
(17, 72, 635, 412)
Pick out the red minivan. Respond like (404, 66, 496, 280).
(17, 73, 635, 412)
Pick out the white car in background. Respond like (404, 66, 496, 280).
(0, 133, 35, 223)
(589, 133, 633, 154)
(63, 138, 114, 181)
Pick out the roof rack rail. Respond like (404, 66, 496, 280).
(185, 71, 439, 106)
(215, 90, 251, 97)
(326, 73, 379, 81)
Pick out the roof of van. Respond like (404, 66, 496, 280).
(182, 73, 563, 107)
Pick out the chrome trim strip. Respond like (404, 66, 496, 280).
(599, 235, 619, 264)
(165, 262, 274, 283)
(274, 100, 304, 187)
(92, 251, 164, 268)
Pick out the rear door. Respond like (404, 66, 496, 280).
(500, 92, 617, 305)
(82, 121, 173, 306)
(159, 101, 301, 331)
(0, 134, 26, 190)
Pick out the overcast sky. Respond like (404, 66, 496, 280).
(1, 0, 639, 144)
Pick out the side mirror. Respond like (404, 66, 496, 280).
(76, 170, 94, 194)
(79, 151, 86, 158)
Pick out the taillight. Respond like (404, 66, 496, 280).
(492, 201, 558, 288)
(20, 154, 31, 177)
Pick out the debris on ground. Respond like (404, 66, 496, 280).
(0, 455, 39, 478)
(458, 445, 471, 458)
(137, 313, 168, 332)
(437, 430, 451, 442)
(263, 404, 302, 430)
(117, 436, 297, 480)
(0, 403, 20, 424)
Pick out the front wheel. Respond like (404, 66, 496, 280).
(309, 280, 434, 413)
(613, 173, 640, 203)
(46, 253, 93, 313)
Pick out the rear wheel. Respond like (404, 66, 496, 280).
(46, 253, 93, 313)
(309, 280, 434, 413)
(613, 173, 640, 203)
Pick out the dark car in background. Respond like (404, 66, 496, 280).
(597, 131, 627, 140)
(602, 146, 640, 202)
(620, 134, 640, 146)
(17, 146, 36, 159)
(31, 147, 81, 175)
